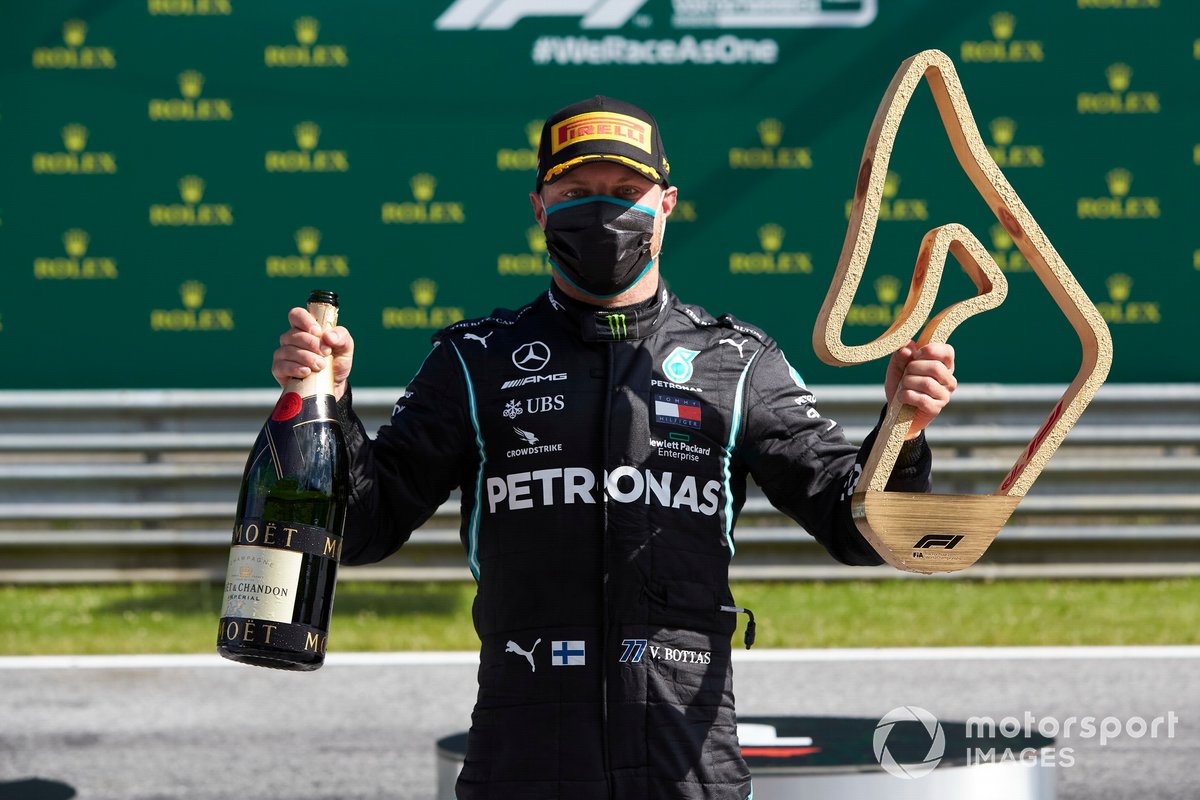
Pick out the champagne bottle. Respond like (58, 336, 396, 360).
(217, 290, 348, 671)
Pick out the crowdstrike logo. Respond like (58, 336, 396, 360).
(873, 706, 945, 779)
(436, 0, 648, 30)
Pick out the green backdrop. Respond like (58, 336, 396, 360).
(2, 0, 1195, 389)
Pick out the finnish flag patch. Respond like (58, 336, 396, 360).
(551, 640, 586, 666)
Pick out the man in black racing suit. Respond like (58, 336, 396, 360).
(272, 96, 958, 800)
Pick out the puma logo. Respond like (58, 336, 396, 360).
(464, 332, 493, 348)
(719, 337, 748, 358)
(506, 638, 541, 672)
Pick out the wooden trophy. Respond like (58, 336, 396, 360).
(813, 49, 1113, 574)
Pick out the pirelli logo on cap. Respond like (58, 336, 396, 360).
(550, 112, 650, 155)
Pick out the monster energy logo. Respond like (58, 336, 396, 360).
(605, 313, 628, 339)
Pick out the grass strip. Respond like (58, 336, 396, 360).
(1, 578, 1197, 656)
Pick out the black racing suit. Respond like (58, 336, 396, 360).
(336, 282, 931, 800)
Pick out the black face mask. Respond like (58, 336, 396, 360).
(542, 196, 657, 299)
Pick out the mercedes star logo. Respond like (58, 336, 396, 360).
(512, 341, 551, 372)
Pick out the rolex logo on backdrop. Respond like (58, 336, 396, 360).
(961, 11, 1044, 62)
(988, 223, 1031, 273)
(32, 19, 116, 69)
(381, 279, 465, 329)
(497, 120, 543, 171)
(845, 275, 904, 326)
(148, 0, 233, 15)
(265, 122, 350, 172)
(728, 118, 812, 169)
(985, 117, 1044, 168)
(32, 124, 117, 175)
(1076, 168, 1160, 219)
(1077, 63, 1160, 114)
(149, 70, 233, 121)
(498, 226, 551, 276)
(150, 175, 234, 226)
(381, 174, 466, 224)
(264, 17, 348, 67)
(33, 229, 118, 280)
(266, 227, 349, 278)
(1097, 273, 1161, 325)
(728, 224, 813, 274)
(150, 281, 235, 331)
(844, 171, 928, 221)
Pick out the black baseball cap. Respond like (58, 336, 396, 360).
(535, 96, 670, 189)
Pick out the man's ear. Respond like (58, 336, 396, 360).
(530, 191, 547, 229)
(659, 186, 678, 218)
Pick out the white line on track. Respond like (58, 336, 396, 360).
(1, 645, 1198, 670)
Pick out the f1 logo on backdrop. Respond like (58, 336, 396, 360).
(436, 0, 648, 30)
(435, 0, 878, 31)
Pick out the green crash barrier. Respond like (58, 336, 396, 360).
(1, 0, 1194, 388)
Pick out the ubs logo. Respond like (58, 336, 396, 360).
(32, 124, 117, 175)
(32, 19, 116, 69)
(512, 341, 552, 372)
(382, 174, 466, 224)
(149, 70, 233, 121)
(729, 224, 812, 275)
(729, 118, 812, 170)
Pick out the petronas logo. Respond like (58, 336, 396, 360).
(662, 347, 699, 385)
(265, 16, 348, 68)
(605, 313, 628, 340)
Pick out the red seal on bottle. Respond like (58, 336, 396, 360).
(271, 392, 303, 422)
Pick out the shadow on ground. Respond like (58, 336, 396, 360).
(0, 779, 76, 799)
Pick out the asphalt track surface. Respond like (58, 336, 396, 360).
(1, 647, 1197, 800)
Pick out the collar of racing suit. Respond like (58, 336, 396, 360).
(545, 280, 672, 342)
